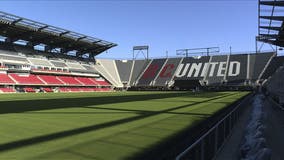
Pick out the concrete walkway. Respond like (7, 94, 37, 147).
(214, 100, 252, 160)
(215, 96, 284, 160)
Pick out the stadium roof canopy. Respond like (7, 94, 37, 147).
(0, 11, 117, 59)
(258, 0, 284, 47)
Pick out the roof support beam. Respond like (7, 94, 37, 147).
(260, 26, 282, 31)
(260, 16, 284, 21)
(260, 1, 284, 6)
(11, 18, 23, 25)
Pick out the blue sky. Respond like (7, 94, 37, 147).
(0, 0, 259, 59)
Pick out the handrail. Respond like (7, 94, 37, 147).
(176, 93, 252, 160)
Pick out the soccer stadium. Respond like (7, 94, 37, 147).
(0, 0, 283, 160)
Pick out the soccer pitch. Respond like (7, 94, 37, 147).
(0, 91, 249, 159)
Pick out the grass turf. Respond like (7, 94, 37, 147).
(0, 91, 249, 159)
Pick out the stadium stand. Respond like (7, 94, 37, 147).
(97, 59, 122, 86)
(205, 55, 228, 86)
(94, 78, 111, 86)
(115, 60, 133, 84)
(94, 59, 122, 87)
(175, 56, 211, 81)
(0, 54, 29, 63)
(57, 76, 82, 85)
(9, 73, 44, 85)
(37, 75, 64, 85)
(42, 87, 53, 93)
(249, 52, 275, 82)
(224, 54, 247, 86)
(0, 87, 15, 93)
(136, 58, 167, 86)
(27, 57, 53, 67)
(0, 73, 15, 84)
(66, 61, 86, 71)
(23, 87, 36, 92)
(58, 87, 70, 92)
(75, 77, 98, 86)
(128, 59, 151, 86)
(50, 60, 68, 68)
(154, 58, 183, 87)
(261, 56, 284, 80)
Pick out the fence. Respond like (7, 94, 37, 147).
(176, 94, 252, 160)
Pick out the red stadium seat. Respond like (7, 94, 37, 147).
(10, 74, 44, 85)
(38, 75, 64, 85)
(75, 77, 98, 86)
(69, 87, 81, 92)
(0, 74, 15, 84)
(92, 78, 110, 86)
(57, 76, 82, 85)
(59, 87, 70, 92)
(42, 88, 53, 92)
(80, 88, 94, 92)
(23, 87, 36, 92)
(0, 87, 15, 93)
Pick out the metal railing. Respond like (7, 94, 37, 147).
(176, 94, 252, 160)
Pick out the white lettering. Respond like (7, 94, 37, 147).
(217, 62, 227, 77)
(175, 61, 241, 78)
(228, 61, 240, 76)
(209, 62, 218, 77)
(200, 63, 209, 77)
(175, 63, 190, 77)
(187, 63, 202, 77)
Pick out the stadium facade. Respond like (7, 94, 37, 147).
(0, 11, 282, 93)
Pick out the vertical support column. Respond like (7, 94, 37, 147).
(201, 140, 205, 160)
(214, 127, 219, 153)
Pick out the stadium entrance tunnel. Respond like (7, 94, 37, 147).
(173, 80, 202, 91)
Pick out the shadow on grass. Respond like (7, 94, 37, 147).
(0, 92, 190, 114)
(0, 92, 237, 153)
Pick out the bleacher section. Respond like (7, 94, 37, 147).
(10, 73, 44, 85)
(50, 60, 68, 68)
(0, 43, 279, 92)
(23, 87, 36, 92)
(154, 58, 182, 86)
(66, 61, 86, 71)
(205, 55, 228, 85)
(57, 76, 82, 85)
(82, 64, 97, 73)
(94, 79, 111, 86)
(75, 77, 98, 86)
(261, 56, 284, 80)
(249, 52, 275, 82)
(94, 59, 123, 87)
(0, 74, 15, 84)
(0, 54, 29, 64)
(115, 60, 133, 83)
(27, 58, 53, 67)
(37, 75, 64, 85)
(128, 59, 151, 86)
(42, 87, 53, 92)
(136, 59, 167, 86)
(0, 87, 15, 93)
(114, 52, 276, 89)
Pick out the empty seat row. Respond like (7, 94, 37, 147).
(0, 87, 15, 93)
(0, 73, 111, 86)
(10, 74, 44, 84)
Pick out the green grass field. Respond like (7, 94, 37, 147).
(0, 91, 249, 160)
